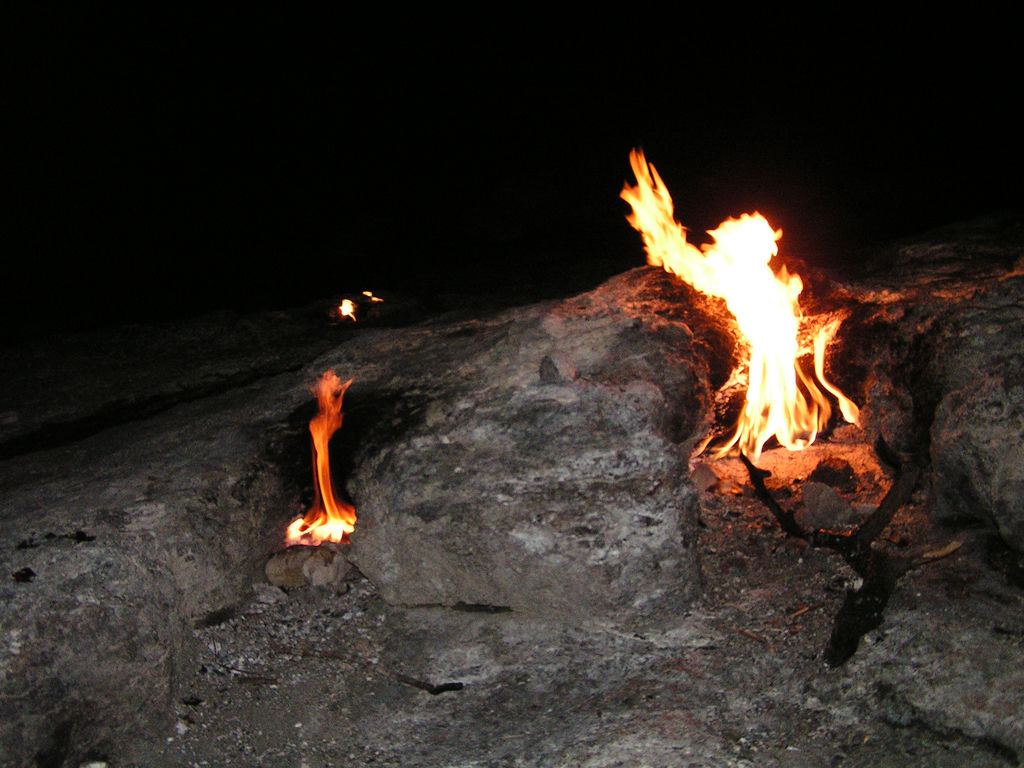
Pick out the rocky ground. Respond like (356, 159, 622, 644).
(132, 433, 1024, 767)
(2, 215, 1024, 767)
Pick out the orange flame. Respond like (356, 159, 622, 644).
(337, 299, 357, 321)
(285, 371, 357, 545)
(621, 149, 858, 461)
(336, 292, 383, 322)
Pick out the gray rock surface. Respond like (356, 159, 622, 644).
(0, 269, 722, 763)
(798, 480, 866, 531)
(2, 219, 1024, 765)
(925, 268, 1024, 549)
(836, 213, 1024, 550)
(0, 306, 340, 459)
(0, 372, 309, 764)
(932, 375, 1024, 548)
(133, 440, 1024, 767)
(340, 270, 715, 619)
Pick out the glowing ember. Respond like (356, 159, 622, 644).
(285, 371, 357, 545)
(621, 149, 858, 461)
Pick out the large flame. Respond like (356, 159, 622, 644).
(621, 149, 858, 461)
(285, 371, 357, 545)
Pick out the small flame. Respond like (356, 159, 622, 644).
(336, 291, 383, 322)
(621, 149, 858, 461)
(337, 299, 357, 321)
(285, 371, 357, 545)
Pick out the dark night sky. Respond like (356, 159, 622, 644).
(3, 9, 1020, 338)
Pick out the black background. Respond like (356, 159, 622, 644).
(4, 9, 1020, 339)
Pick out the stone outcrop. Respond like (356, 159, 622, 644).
(340, 269, 717, 619)
(931, 363, 1024, 549)
(3, 217, 1024, 764)
(0, 268, 722, 764)
(836, 214, 1024, 550)
(0, 377, 303, 764)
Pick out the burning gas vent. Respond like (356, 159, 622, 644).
(621, 149, 858, 460)
(284, 371, 356, 545)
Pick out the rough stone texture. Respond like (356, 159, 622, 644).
(3, 221, 1024, 765)
(798, 480, 867, 531)
(0, 269, 723, 763)
(925, 271, 1024, 549)
(341, 270, 715, 620)
(265, 544, 351, 588)
(132, 438, 1024, 767)
(0, 305, 342, 460)
(834, 213, 1024, 550)
(932, 376, 1024, 548)
(0, 376, 307, 765)
(843, 580, 1024, 761)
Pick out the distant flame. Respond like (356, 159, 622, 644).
(621, 149, 858, 461)
(285, 371, 357, 545)
(335, 291, 383, 322)
(337, 299, 357, 321)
